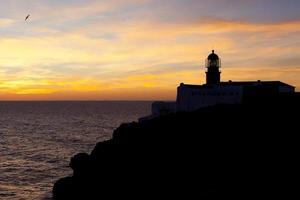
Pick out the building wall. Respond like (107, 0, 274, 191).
(176, 84, 243, 111)
(149, 82, 295, 117)
(279, 86, 295, 93)
(176, 84, 191, 111)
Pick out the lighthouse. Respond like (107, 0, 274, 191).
(139, 49, 296, 121)
(205, 50, 221, 84)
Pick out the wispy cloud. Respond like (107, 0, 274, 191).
(0, 18, 15, 27)
(0, 0, 300, 100)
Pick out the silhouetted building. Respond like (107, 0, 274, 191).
(206, 50, 221, 84)
(176, 81, 294, 112)
(140, 50, 296, 121)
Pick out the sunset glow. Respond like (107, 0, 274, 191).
(0, 0, 300, 100)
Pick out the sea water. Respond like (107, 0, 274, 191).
(0, 101, 151, 199)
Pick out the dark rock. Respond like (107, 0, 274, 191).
(52, 177, 74, 200)
(53, 100, 299, 199)
(69, 153, 91, 177)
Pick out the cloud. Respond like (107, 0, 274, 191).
(0, 1, 300, 99)
(0, 18, 14, 27)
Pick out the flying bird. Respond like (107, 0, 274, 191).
(25, 14, 30, 21)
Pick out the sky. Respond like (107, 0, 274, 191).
(0, 0, 300, 100)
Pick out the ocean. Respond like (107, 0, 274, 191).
(0, 101, 152, 200)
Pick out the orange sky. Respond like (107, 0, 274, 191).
(0, 0, 300, 100)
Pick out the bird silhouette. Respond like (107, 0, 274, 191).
(25, 14, 30, 21)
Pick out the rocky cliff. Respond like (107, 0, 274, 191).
(53, 100, 299, 199)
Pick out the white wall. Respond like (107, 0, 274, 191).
(157, 83, 295, 114)
(176, 84, 243, 111)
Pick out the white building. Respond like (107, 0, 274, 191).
(176, 81, 294, 112)
(140, 50, 295, 121)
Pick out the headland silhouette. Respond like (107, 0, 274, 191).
(52, 51, 300, 199)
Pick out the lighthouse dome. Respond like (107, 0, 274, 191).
(208, 50, 219, 60)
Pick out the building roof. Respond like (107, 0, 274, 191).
(220, 81, 295, 88)
(179, 84, 213, 89)
(207, 50, 219, 60)
(180, 81, 295, 89)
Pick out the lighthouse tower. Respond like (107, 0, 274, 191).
(141, 49, 296, 120)
(205, 50, 221, 84)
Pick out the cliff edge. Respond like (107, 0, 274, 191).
(53, 99, 299, 199)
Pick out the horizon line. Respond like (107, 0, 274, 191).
(0, 99, 174, 102)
